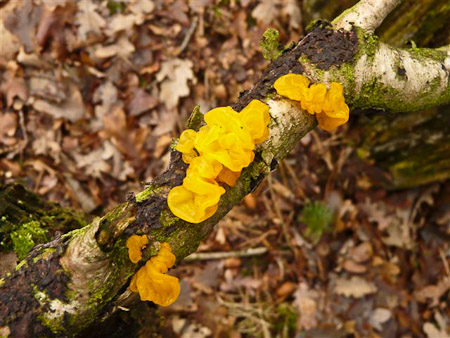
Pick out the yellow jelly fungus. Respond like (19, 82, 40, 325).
(273, 74, 349, 131)
(126, 234, 149, 263)
(129, 242, 180, 307)
(273, 73, 310, 101)
(217, 167, 241, 187)
(240, 100, 271, 144)
(167, 99, 271, 223)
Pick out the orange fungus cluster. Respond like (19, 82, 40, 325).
(168, 100, 271, 223)
(127, 240, 180, 307)
(126, 234, 149, 263)
(274, 74, 349, 131)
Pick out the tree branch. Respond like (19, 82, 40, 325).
(333, 0, 402, 33)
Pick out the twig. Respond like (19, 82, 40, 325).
(333, 0, 402, 33)
(183, 247, 268, 262)
(178, 16, 198, 55)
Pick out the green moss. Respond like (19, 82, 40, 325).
(15, 259, 27, 271)
(32, 248, 57, 263)
(159, 209, 179, 228)
(260, 28, 282, 61)
(300, 202, 334, 244)
(107, 0, 126, 14)
(11, 221, 48, 259)
(135, 187, 154, 203)
(274, 303, 298, 335)
(187, 105, 204, 130)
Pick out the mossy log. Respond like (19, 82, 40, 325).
(357, 105, 450, 188)
(0, 184, 86, 259)
(353, 0, 450, 188)
(2, 1, 450, 336)
(304, 0, 450, 48)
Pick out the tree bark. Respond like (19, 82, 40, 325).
(351, 0, 450, 188)
(2, 0, 450, 336)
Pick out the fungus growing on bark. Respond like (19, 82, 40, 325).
(168, 100, 270, 223)
(129, 242, 180, 306)
(126, 234, 149, 263)
(274, 74, 349, 131)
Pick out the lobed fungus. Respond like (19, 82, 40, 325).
(129, 242, 180, 306)
(126, 234, 149, 263)
(274, 74, 349, 131)
(168, 100, 271, 223)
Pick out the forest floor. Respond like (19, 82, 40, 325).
(1, 0, 449, 337)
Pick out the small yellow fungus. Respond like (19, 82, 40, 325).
(126, 234, 149, 263)
(217, 167, 241, 187)
(274, 74, 349, 131)
(273, 73, 310, 101)
(168, 99, 271, 223)
(239, 99, 271, 144)
(177, 129, 198, 163)
(129, 242, 180, 307)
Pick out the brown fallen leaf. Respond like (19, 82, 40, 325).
(33, 82, 84, 121)
(156, 58, 195, 109)
(276, 281, 296, 297)
(415, 277, 450, 306)
(251, 1, 278, 25)
(127, 87, 158, 117)
(293, 282, 319, 330)
(334, 276, 377, 298)
(3, 1, 41, 53)
(0, 11, 20, 64)
(75, 0, 106, 41)
(94, 36, 135, 60)
(349, 242, 373, 263)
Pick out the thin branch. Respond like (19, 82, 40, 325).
(333, 0, 402, 33)
(183, 247, 268, 262)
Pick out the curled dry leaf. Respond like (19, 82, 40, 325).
(94, 36, 135, 60)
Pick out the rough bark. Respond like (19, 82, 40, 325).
(0, 184, 86, 258)
(357, 105, 450, 188)
(2, 0, 450, 336)
(352, 0, 450, 188)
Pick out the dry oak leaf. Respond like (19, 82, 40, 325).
(334, 276, 377, 298)
(423, 311, 449, 338)
(251, 1, 278, 25)
(94, 36, 135, 60)
(3, 0, 41, 53)
(156, 58, 195, 109)
(415, 277, 450, 306)
(32, 83, 84, 121)
(293, 282, 319, 330)
(0, 12, 20, 63)
(75, 0, 106, 41)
